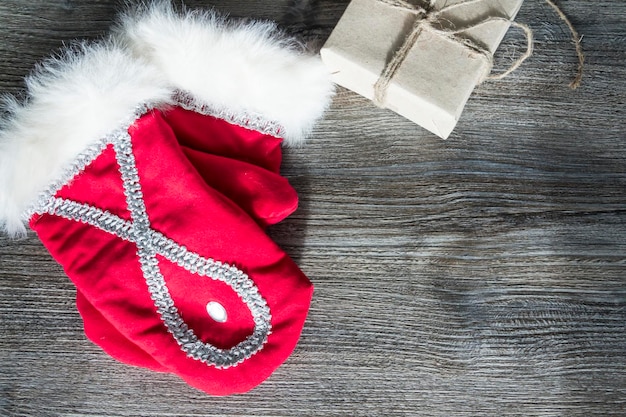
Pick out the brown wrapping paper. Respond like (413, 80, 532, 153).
(320, 0, 525, 138)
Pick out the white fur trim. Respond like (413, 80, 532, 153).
(1, 2, 334, 236)
(116, 1, 335, 144)
(0, 41, 172, 236)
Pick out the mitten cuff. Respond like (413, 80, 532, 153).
(0, 42, 172, 236)
(115, 1, 335, 145)
(1, 2, 335, 237)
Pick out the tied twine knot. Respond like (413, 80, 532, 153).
(373, 0, 586, 108)
(373, 0, 534, 107)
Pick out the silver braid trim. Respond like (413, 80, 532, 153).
(35, 131, 272, 369)
(24, 97, 283, 223)
(24, 137, 110, 222)
(23, 103, 154, 222)
(174, 91, 285, 138)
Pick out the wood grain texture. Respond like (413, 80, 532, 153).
(1, 0, 625, 416)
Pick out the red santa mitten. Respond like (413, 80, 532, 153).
(166, 106, 301, 228)
(0, 2, 334, 396)
(75, 107, 304, 373)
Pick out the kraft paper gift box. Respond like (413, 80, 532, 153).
(320, 0, 525, 139)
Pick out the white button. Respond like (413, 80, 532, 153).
(206, 301, 227, 323)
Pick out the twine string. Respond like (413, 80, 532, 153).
(544, 0, 584, 89)
(373, 0, 533, 106)
(373, 0, 583, 107)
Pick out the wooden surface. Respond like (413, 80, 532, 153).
(1, 1, 625, 415)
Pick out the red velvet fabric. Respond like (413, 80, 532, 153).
(30, 108, 313, 395)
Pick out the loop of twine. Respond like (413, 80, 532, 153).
(544, 0, 584, 89)
(373, 0, 584, 107)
